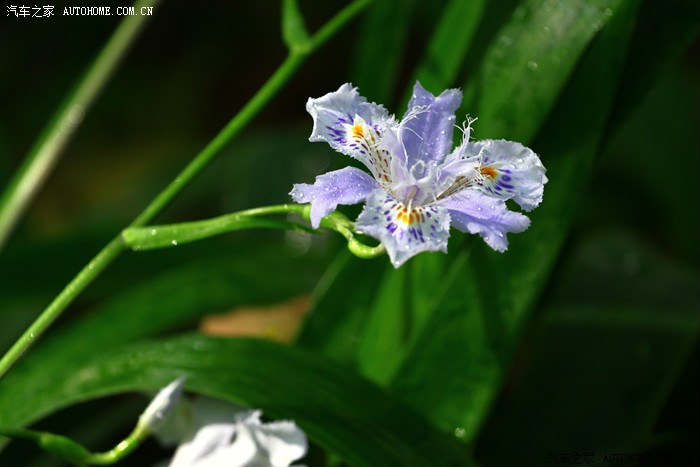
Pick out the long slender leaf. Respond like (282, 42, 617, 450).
(297, 252, 389, 368)
(0, 336, 473, 467)
(464, 0, 620, 142)
(0, 239, 321, 433)
(605, 0, 700, 133)
(403, 0, 486, 104)
(351, 0, 419, 103)
(391, 0, 641, 440)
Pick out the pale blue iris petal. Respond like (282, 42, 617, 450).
(399, 81, 462, 171)
(356, 189, 451, 268)
(451, 139, 547, 211)
(306, 83, 394, 158)
(441, 190, 530, 252)
(290, 167, 378, 228)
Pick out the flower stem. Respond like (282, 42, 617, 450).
(85, 425, 148, 465)
(122, 203, 386, 259)
(0, 0, 371, 381)
(122, 204, 313, 250)
(319, 213, 386, 259)
(0, 0, 161, 252)
(0, 424, 151, 466)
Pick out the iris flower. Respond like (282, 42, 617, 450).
(291, 82, 547, 267)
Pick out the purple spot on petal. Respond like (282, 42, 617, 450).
(501, 175, 511, 181)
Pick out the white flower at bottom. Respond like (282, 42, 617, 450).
(167, 409, 308, 467)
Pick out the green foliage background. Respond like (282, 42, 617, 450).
(0, 0, 698, 465)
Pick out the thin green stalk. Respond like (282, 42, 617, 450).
(319, 214, 386, 259)
(0, 0, 371, 381)
(1, 422, 150, 466)
(0, 0, 161, 252)
(123, 204, 314, 250)
(85, 424, 147, 465)
(122, 203, 385, 258)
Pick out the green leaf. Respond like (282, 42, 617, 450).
(351, 0, 419, 103)
(0, 238, 322, 433)
(297, 252, 389, 367)
(465, 0, 620, 142)
(356, 266, 408, 384)
(403, 0, 486, 104)
(605, 0, 700, 131)
(281, 0, 311, 52)
(0, 336, 473, 467)
(391, 0, 642, 440)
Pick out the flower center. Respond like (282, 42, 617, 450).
(479, 166, 498, 179)
(351, 123, 364, 138)
(392, 202, 427, 226)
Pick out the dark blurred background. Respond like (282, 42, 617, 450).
(1, 1, 698, 466)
